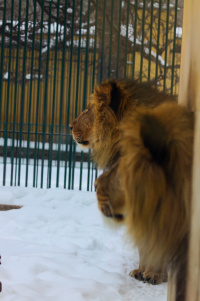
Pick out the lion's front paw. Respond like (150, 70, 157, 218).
(129, 268, 144, 281)
(143, 271, 168, 285)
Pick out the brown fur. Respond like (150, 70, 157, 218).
(118, 103, 193, 295)
(69, 78, 175, 169)
(119, 102, 193, 271)
(95, 102, 194, 290)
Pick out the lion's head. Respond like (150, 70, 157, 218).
(69, 78, 175, 169)
(69, 103, 94, 150)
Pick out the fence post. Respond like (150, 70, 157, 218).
(167, 0, 200, 300)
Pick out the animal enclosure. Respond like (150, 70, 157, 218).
(0, 0, 182, 189)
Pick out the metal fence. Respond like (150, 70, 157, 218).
(0, 0, 182, 190)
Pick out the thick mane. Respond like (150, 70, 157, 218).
(90, 78, 176, 169)
(119, 103, 194, 271)
(140, 114, 168, 166)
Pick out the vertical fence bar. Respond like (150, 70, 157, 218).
(124, 0, 130, 78)
(18, 0, 29, 186)
(79, 151, 84, 190)
(47, 0, 60, 189)
(132, 0, 138, 78)
(0, 0, 7, 165)
(91, 160, 94, 191)
(33, 1, 44, 187)
(67, 135, 73, 189)
(155, 0, 162, 86)
(0, 0, 6, 185)
(79, 69, 84, 191)
(3, 0, 14, 186)
(25, 0, 37, 187)
(140, 0, 146, 81)
(75, 0, 83, 119)
(100, 0, 106, 82)
(77, 0, 91, 191)
(41, 0, 52, 188)
(171, 0, 178, 95)
(71, 142, 76, 190)
(64, 0, 75, 189)
(71, 0, 83, 190)
(92, 0, 99, 185)
(10, 0, 22, 186)
(66, 1, 76, 189)
(14, 131, 19, 186)
(163, 0, 170, 90)
(116, 0, 122, 79)
(148, 0, 154, 81)
(108, 0, 114, 78)
(56, 0, 68, 188)
(83, 0, 91, 192)
(92, 0, 98, 90)
(87, 149, 91, 191)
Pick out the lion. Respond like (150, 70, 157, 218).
(70, 78, 176, 285)
(69, 78, 175, 169)
(95, 102, 194, 295)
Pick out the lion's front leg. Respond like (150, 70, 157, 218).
(142, 265, 168, 285)
(129, 264, 168, 285)
(129, 247, 168, 285)
(129, 265, 145, 281)
(95, 164, 125, 221)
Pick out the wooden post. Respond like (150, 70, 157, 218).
(167, 268, 176, 301)
(167, 0, 200, 300)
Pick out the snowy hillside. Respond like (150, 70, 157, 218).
(0, 186, 167, 301)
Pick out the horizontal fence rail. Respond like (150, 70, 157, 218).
(0, 0, 183, 190)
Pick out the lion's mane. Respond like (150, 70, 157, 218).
(119, 102, 194, 273)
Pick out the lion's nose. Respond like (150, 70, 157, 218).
(69, 124, 73, 130)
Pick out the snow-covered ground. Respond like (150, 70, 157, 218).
(0, 186, 167, 301)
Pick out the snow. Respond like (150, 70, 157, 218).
(68, 38, 95, 48)
(0, 186, 168, 300)
(143, 48, 168, 67)
(67, 8, 73, 13)
(176, 27, 182, 38)
(3, 72, 9, 79)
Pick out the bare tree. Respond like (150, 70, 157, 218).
(0, 0, 183, 90)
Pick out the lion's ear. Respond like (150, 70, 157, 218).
(108, 81, 122, 115)
(94, 80, 122, 117)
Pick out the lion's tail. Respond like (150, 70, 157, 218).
(119, 102, 193, 271)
